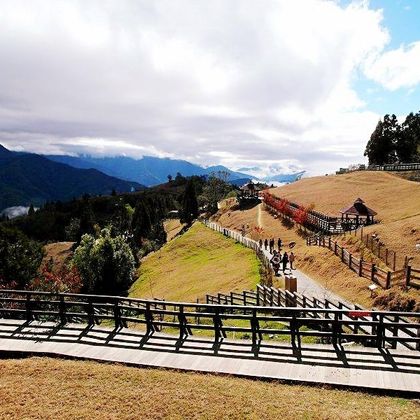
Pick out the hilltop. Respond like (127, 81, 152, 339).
(130, 222, 261, 301)
(270, 171, 420, 266)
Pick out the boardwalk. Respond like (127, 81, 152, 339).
(0, 319, 419, 394)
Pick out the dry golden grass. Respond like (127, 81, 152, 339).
(43, 241, 74, 271)
(1, 357, 418, 420)
(270, 171, 420, 266)
(130, 222, 260, 302)
(164, 218, 185, 241)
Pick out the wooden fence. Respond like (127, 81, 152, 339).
(368, 163, 420, 172)
(263, 193, 375, 234)
(1, 289, 418, 352)
(207, 285, 419, 350)
(307, 236, 419, 289)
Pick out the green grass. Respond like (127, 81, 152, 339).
(130, 222, 261, 302)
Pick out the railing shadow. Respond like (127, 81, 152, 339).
(0, 320, 419, 376)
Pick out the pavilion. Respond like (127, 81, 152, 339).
(340, 198, 377, 227)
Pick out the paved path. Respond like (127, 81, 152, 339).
(0, 319, 419, 394)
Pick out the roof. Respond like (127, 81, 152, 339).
(240, 181, 256, 191)
(340, 198, 377, 217)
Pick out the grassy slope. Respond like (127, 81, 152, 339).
(1, 358, 417, 420)
(130, 222, 260, 302)
(270, 171, 420, 266)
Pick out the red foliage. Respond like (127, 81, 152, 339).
(29, 265, 82, 293)
(293, 206, 308, 225)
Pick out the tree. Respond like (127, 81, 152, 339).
(0, 226, 44, 289)
(28, 204, 35, 216)
(398, 112, 420, 162)
(199, 175, 231, 214)
(73, 228, 135, 295)
(180, 180, 199, 225)
(167, 174, 173, 183)
(364, 115, 399, 165)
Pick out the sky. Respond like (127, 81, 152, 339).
(0, 0, 419, 176)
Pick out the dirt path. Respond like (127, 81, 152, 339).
(257, 203, 263, 228)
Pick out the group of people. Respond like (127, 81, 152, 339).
(258, 237, 295, 276)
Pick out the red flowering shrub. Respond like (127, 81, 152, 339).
(29, 265, 82, 293)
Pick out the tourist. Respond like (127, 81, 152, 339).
(270, 251, 281, 276)
(270, 238, 275, 253)
(277, 238, 282, 250)
(282, 251, 289, 272)
(264, 239, 268, 250)
(289, 252, 295, 270)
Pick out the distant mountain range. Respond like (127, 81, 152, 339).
(45, 154, 253, 186)
(0, 145, 143, 210)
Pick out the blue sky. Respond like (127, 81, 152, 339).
(354, 0, 420, 116)
(0, 0, 419, 176)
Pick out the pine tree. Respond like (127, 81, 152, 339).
(180, 180, 198, 225)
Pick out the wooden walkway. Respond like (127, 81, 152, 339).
(1, 319, 419, 395)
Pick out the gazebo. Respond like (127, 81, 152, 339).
(340, 198, 377, 227)
(239, 181, 259, 198)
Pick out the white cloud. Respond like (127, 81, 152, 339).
(0, 0, 403, 175)
(364, 41, 420, 90)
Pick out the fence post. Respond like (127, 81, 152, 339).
(334, 242, 338, 255)
(25, 294, 33, 322)
(328, 237, 332, 249)
(405, 266, 412, 287)
(386, 271, 391, 289)
(59, 295, 66, 325)
(348, 254, 352, 269)
(371, 264, 376, 283)
(359, 259, 363, 277)
(341, 247, 344, 262)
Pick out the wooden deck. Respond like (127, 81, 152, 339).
(1, 319, 419, 395)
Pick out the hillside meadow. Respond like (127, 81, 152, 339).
(130, 222, 261, 302)
(270, 171, 420, 266)
(0, 357, 418, 420)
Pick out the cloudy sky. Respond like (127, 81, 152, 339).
(1, 0, 420, 176)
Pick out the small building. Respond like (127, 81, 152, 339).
(238, 181, 263, 207)
(340, 198, 377, 227)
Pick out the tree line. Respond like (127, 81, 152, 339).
(364, 111, 420, 165)
(0, 173, 237, 296)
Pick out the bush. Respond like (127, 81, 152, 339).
(73, 228, 135, 295)
(29, 264, 82, 293)
(373, 289, 420, 312)
(0, 225, 44, 289)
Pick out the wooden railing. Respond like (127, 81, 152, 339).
(306, 235, 418, 289)
(1, 290, 419, 352)
(207, 285, 419, 350)
(367, 162, 420, 172)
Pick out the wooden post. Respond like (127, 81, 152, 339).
(371, 264, 376, 283)
(359, 259, 363, 277)
(405, 266, 412, 287)
(59, 295, 66, 325)
(349, 254, 352, 269)
(386, 271, 391, 289)
(25, 294, 33, 322)
(243, 290, 247, 306)
(334, 242, 338, 255)
(341, 247, 344, 262)
(328, 237, 332, 249)
(87, 298, 95, 326)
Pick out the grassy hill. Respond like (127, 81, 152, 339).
(1, 357, 417, 419)
(130, 222, 261, 302)
(270, 171, 420, 266)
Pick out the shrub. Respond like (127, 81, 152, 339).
(373, 289, 420, 312)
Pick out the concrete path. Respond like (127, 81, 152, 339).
(1, 319, 419, 394)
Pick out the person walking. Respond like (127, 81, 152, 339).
(289, 251, 295, 270)
(282, 251, 289, 272)
(270, 251, 281, 276)
(270, 238, 275, 254)
(264, 239, 268, 250)
(277, 238, 282, 251)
